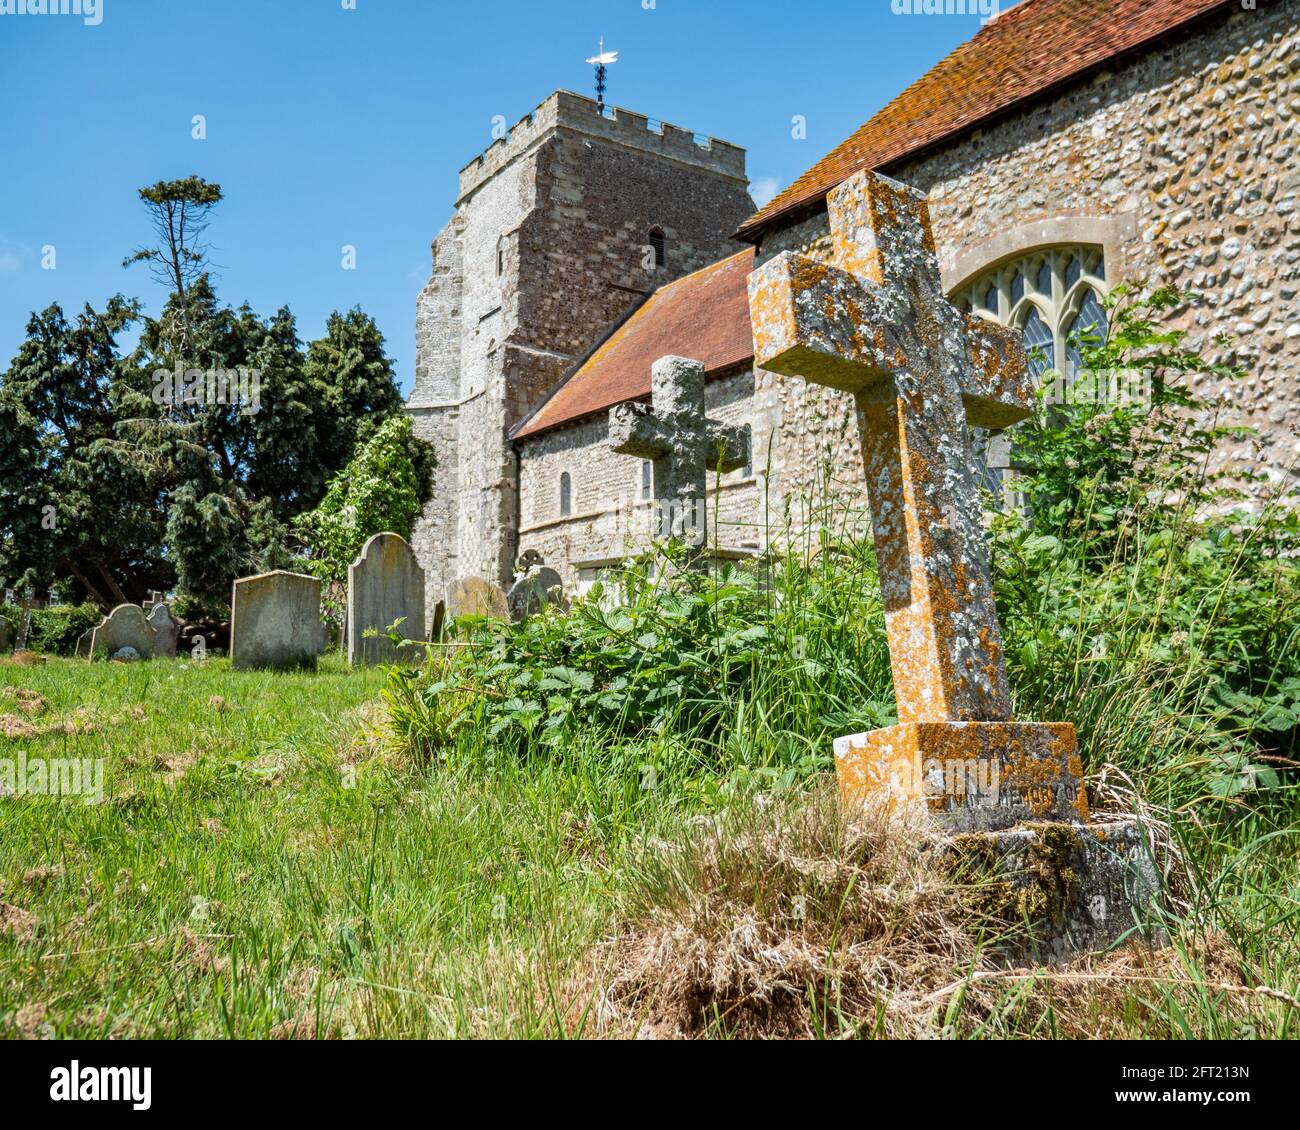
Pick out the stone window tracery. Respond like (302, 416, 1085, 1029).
(951, 245, 1108, 495)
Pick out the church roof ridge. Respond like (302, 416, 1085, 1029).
(736, 0, 1238, 242)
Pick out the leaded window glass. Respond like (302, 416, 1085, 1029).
(952, 245, 1108, 499)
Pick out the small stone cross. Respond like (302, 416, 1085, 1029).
(608, 355, 750, 543)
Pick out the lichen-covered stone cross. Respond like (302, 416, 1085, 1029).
(749, 170, 1035, 723)
(748, 170, 1083, 825)
(608, 355, 750, 542)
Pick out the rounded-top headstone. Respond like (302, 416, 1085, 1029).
(146, 602, 181, 659)
(346, 533, 427, 667)
(91, 604, 157, 660)
(507, 567, 564, 622)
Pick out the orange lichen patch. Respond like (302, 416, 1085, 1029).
(512, 249, 755, 440)
(737, 0, 1236, 243)
(835, 722, 1086, 832)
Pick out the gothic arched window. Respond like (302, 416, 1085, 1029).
(640, 460, 652, 501)
(496, 236, 506, 277)
(957, 245, 1108, 392)
(952, 245, 1108, 496)
(559, 471, 572, 517)
(648, 227, 666, 269)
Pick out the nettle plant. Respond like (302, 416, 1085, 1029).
(386, 538, 894, 778)
(992, 285, 1300, 805)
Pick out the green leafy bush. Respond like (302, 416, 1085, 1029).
(294, 414, 434, 595)
(994, 287, 1300, 810)
(387, 539, 893, 778)
(24, 601, 102, 655)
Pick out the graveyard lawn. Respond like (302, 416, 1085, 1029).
(0, 654, 704, 1039)
(1, 651, 1296, 1039)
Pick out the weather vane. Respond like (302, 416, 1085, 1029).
(586, 36, 619, 113)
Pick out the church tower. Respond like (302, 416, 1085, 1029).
(407, 90, 754, 614)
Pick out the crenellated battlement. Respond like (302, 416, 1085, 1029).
(457, 90, 746, 202)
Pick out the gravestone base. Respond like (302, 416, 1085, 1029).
(836, 722, 1164, 959)
(834, 721, 1088, 831)
(941, 818, 1165, 964)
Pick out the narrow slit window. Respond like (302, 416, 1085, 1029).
(648, 227, 666, 269)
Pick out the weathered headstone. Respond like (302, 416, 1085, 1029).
(608, 355, 750, 544)
(90, 604, 157, 660)
(14, 589, 35, 651)
(347, 533, 426, 667)
(230, 570, 326, 670)
(747, 169, 1158, 954)
(506, 561, 564, 622)
(74, 628, 94, 659)
(429, 600, 447, 643)
(146, 602, 181, 659)
(447, 576, 509, 621)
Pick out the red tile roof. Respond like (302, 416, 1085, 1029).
(512, 249, 756, 440)
(736, 0, 1236, 242)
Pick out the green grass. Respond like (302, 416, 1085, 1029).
(2, 648, 1297, 1040)
(0, 654, 688, 1038)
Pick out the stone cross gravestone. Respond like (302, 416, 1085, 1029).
(447, 576, 509, 621)
(230, 570, 326, 670)
(146, 602, 181, 659)
(347, 533, 426, 667)
(608, 355, 750, 545)
(748, 169, 1082, 829)
(90, 604, 157, 660)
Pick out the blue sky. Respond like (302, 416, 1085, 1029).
(0, 0, 996, 395)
